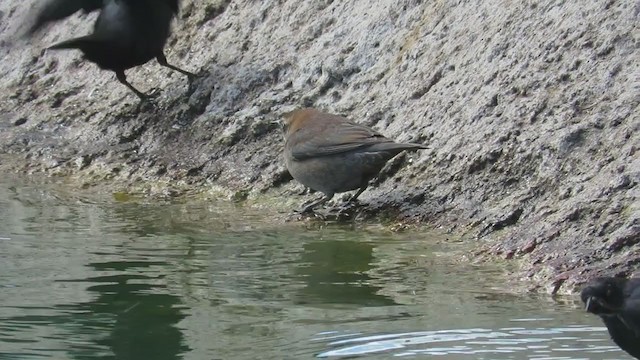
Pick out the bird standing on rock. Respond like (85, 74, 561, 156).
(282, 108, 428, 213)
(581, 277, 640, 359)
(25, 0, 196, 100)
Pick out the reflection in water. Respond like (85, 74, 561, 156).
(62, 261, 189, 360)
(0, 180, 630, 360)
(294, 240, 396, 307)
(1, 260, 189, 359)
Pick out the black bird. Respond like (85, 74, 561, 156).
(26, 0, 195, 100)
(581, 277, 640, 359)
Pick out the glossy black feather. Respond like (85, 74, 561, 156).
(25, 0, 193, 100)
(27, 0, 104, 35)
(581, 277, 640, 359)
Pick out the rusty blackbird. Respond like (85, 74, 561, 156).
(25, 0, 195, 100)
(581, 277, 640, 359)
(282, 108, 428, 213)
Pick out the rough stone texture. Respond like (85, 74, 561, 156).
(0, 0, 638, 293)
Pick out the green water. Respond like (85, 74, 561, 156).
(0, 179, 630, 359)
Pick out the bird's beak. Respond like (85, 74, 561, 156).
(585, 296, 592, 311)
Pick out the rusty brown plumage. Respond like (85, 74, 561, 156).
(282, 108, 428, 213)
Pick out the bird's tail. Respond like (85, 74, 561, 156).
(47, 35, 95, 51)
(369, 142, 429, 153)
(397, 143, 429, 151)
(25, 0, 104, 36)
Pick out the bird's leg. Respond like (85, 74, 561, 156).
(115, 70, 152, 101)
(346, 185, 368, 205)
(156, 52, 196, 80)
(297, 194, 332, 214)
(331, 185, 368, 218)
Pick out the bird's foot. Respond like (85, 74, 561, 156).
(345, 196, 362, 206)
(286, 195, 332, 221)
(341, 199, 362, 211)
(186, 71, 199, 83)
(144, 88, 162, 99)
(298, 197, 321, 209)
(286, 207, 326, 221)
(133, 89, 161, 111)
(325, 201, 360, 222)
(295, 202, 323, 216)
(136, 98, 156, 112)
(295, 205, 314, 214)
(296, 187, 315, 196)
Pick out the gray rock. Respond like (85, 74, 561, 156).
(0, 0, 638, 293)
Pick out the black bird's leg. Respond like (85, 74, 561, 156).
(156, 52, 196, 79)
(115, 70, 149, 100)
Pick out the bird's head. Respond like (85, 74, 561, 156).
(580, 277, 627, 315)
(281, 108, 318, 138)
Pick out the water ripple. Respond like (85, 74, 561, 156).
(315, 326, 621, 358)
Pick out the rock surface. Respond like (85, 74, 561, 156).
(0, 0, 638, 293)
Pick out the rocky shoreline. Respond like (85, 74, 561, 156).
(0, 0, 638, 294)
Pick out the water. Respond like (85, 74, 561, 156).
(0, 179, 629, 359)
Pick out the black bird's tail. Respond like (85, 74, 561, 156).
(25, 0, 104, 36)
(47, 35, 95, 51)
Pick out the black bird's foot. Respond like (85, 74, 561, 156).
(135, 100, 153, 112)
(135, 88, 160, 102)
(144, 88, 162, 99)
(156, 53, 197, 82)
(185, 70, 198, 83)
(134, 91, 160, 111)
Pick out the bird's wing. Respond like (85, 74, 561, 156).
(290, 121, 393, 160)
(619, 278, 640, 338)
(621, 282, 640, 336)
(603, 315, 640, 358)
(26, 0, 104, 35)
(621, 300, 640, 335)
